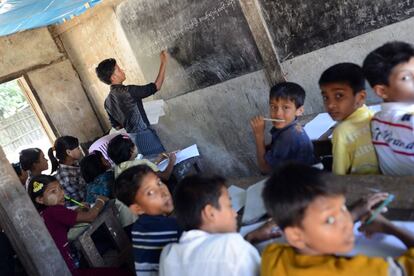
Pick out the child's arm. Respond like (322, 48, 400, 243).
(244, 219, 282, 244)
(75, 196, 109, 223)
(250, 116, 272, 174)
(154, 50, 169, 91)
(359, 214, 414, 248)
(158, 153, 176, 181)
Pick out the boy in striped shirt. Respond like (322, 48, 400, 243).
(363, 41, 414, 176)
(115, 165, 181, 276)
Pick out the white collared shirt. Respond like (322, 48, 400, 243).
(371, 102, 414, 175)
(159, 230, 260, 276)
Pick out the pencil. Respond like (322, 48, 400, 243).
(64, 195, 86, 208)
(263, 118, 286, 122)
(365, 194, 394, 225)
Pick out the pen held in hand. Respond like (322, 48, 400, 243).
(263, 118, 286, 123)
(64, 195, 86, 208)
(364, 194, 394, 225)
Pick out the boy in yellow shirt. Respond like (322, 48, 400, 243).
(319, 63, 379, 174)
(261, 163, 414, 276)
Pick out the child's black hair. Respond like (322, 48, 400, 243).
(319, 63, 366, 94)
(114, 165, 155, 206)
(269, 82, 306, 108)
(173, 175, 226, 231)
(80, 151, 109, 183)
(48, 136, 79, 174)
(12, 162, 23, 176)
(96, 58, 117, 85)
(262, 163, 345, 230)
(363, 41, 414, 87)
(107, 134, 135, 165)
(28, 174, 58, 211)
(19, 148, 42, 171)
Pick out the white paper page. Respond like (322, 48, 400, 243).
(241, 179, 268, 225)
(304, 113, 336, 140)
(343, 221, 413, 257)
(143, 100, 165, 125)
(157, 144, 200, 171)
(228, 185, 246, 212)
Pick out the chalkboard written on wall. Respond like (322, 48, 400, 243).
(117, 0, 263, 99)
(259, 0, 414, 61)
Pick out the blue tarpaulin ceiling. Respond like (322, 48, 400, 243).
(0, 0, 101, 37)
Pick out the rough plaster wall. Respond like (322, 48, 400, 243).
(27, 60, 102, 142)
(154, 70, 270, 177)
(58, 6, 146, 130)
(281, 17, 414, 115)
(0, 28, 63, 78)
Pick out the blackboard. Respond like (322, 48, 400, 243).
(117, 0, 263, 99)
(259, 0, 414, 61)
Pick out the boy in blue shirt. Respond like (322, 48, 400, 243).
(115, 165, 181, 276)
(251, 82, 315, 174)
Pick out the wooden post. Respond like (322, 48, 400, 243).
(0, 147, 71, 276)
(239, 0, 285, 85)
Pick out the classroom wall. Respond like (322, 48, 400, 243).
(0, 28, 103, 143)
(51, 0, 414, 177)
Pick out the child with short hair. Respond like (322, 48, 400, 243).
(363, 41, 414, 176)
(48, 136, 86, 203)
(261, 163, 414, 275)
(80, 151, 113, 204)
(80, 151, 136, 228)
(107, 134, 175, 183)
(96, 51, 168, 156)
(319, 63, 379, 175)
(115, 165, 181, 276)
(27, 175, 129, 276)
(19, 148, 49, 189)
(251, 82, 315, 174)
(159, 175, 261, 276)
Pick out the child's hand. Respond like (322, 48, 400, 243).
(250, 116, 265, 137)
(358, 214, 391, 238)
(160, 50, 169, 64)
(350, 192, 389, 221)
(95, 196, 109, 207)
(167, 152, 177, 165)
(245, 219, 282, 244)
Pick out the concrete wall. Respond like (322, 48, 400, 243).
(53, 0, 414, 178)
(281, 16, 414, 114)
(155, 70, 270, 176)
(26, 60, 102, 141)
(0, 28, 103, 143)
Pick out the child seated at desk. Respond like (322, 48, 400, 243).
(28, 175, 129, 275)
(115, 165, 181, 276)
(250, 82, 316, 174)
(159, 175, 279, 276)
(319, 63, 379, 175)
(107, 134, 175, 183)
(363, 41, 414, 176)
(261, 163, 414, 275)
